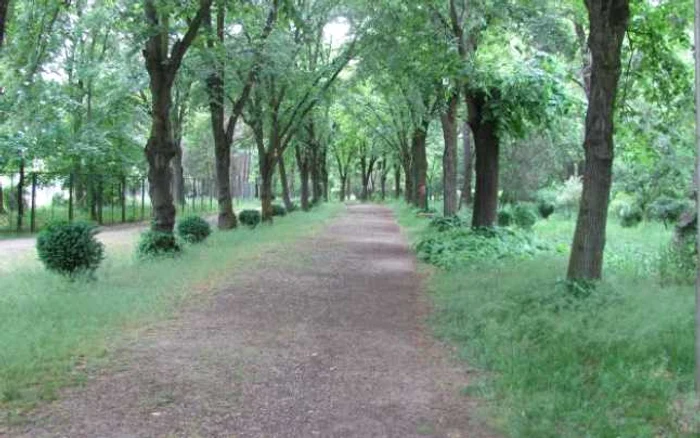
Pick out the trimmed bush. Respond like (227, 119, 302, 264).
(36, 221, 104, 277)
(537, 200, 555, 219)
(497, 207, 513, 227)
(177, 215, 211, 243)
(513, 203, 538, 230)
(619, 204, 643, 228)
(239, 209, 261, 227)
(271, 204, 287, 217)
(137, 231, 181, 258)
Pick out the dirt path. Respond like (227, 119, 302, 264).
(9, 204, 494, 438)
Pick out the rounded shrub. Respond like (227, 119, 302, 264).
(176, 215, 211, 243)
(137, 230, 181, 258)
(619, 204, 643, 228)
(271, 204, 287, 217)
(36, 221, 104, 277)
(537, 200, 555, 219)
(239, 209, 261, 227)
(513, 203, 538, 230)
(497, 207, 513, 227)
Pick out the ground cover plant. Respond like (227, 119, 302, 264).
(397, 202, 695, 437)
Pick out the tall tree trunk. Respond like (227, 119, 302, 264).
(143, 0, 211, 233)
(259, 152, 275, 222)
(411, 127, 428, 210)
(0, 0, 9, 49)
(441, 91, 459, 216)
(567, 0, 629, 281)
(469, 92, 500, 227)
(403, 160, 413, 203)
(172, 143, 185, 206)
(460, 121, 473, 208)
(278, 150, 294, 210)
(206, 2, 237, 230)
(310, 147, 322, 204)
(394, 164, 401, 199)
(295, 145, 311, 211)
(16, 159, 24, 231)
(339, 175, 347, 202)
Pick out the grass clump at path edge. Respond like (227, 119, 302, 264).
(0, 203, 341, 419)
(394, 202, 695, 438)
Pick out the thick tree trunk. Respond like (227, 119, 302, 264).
(16, 159, 24, 231)
(441, 92, 459, 216)
(469, 92, 500, 228)
(172, 143, 185, 206)
(339, 175, 347, 202)
(206, 4, 237, 230)
(403, 161, 413, 203)
(0, 0, 9, 50)
(278, 151, 294, 211)
(567, 0, 629, 281)
(259, 152, 275, 222)
(411, 127, 428, 210)
(394, 165, 401, 199)
(295, 145, 311, 211)
(311, 148, 322, 205)
(460, 121, 473, 208)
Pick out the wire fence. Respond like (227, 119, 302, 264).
(0, 172, 221, 235)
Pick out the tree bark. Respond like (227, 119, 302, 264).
(295, 144, 311, 211)
(143, 0, 211, 233)
(468, 91, 500, 228)
(259, 152, 275, 222)
(460, 121, 473, 208)
(339, 175, 347, 202)
(403, 160, 413, 204)
(394, 164, 401, 199)
(567, 0, 629, 281)
(172, 142, 185, 206)
(441, 91, 459, 216)
(411, 126, 428, 210)
(0, 0, 10, 50)
(278, 150, 294, 210)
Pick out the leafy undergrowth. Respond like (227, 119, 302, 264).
(395, 202, 695, 437)
(0, 203, 341, 419)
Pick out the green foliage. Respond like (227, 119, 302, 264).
(428, 215, 464, 232)
(513, 203, 538, 230)
(497, 206, 513, 227)
(659, 234, 696, 285)
(238, 210, 261, 227)
(538, 200, 555, 219)
(176, 215, 211, 244)
(36, 221, 104, 278)
(619, 204, 644, 228)
(554, 176, 582, 216)
(137, 231, 181, 258)
(647, 196, 691, 226)
(415, 227, 548, 269)
(271, 204, 287, 217)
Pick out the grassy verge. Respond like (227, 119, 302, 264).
(394, 202, 695, 437)
(0, 203, 342, 420)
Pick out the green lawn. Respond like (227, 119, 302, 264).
(395, 203, 696, 437)
(0, 203, 341, 421)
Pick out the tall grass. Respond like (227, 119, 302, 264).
(0, 203, 341, 418)
(395, 203, 695, 437)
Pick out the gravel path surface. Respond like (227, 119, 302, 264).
(9, 204, 494, 438)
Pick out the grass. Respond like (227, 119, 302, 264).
(0, 202, 342, 421)
(395, 202, 696, 437)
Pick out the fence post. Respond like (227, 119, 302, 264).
(121, 176, 126, 223)
(141, 178, 145, 221)
(30, 173, 37, 233)
(68, 172, 74, 222)
(16, 158, 24, 232)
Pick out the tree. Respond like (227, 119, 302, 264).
(142, 0, 212, 234)
(567, 0, 630, 280)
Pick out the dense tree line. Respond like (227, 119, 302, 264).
(0, 0, 694, 281)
